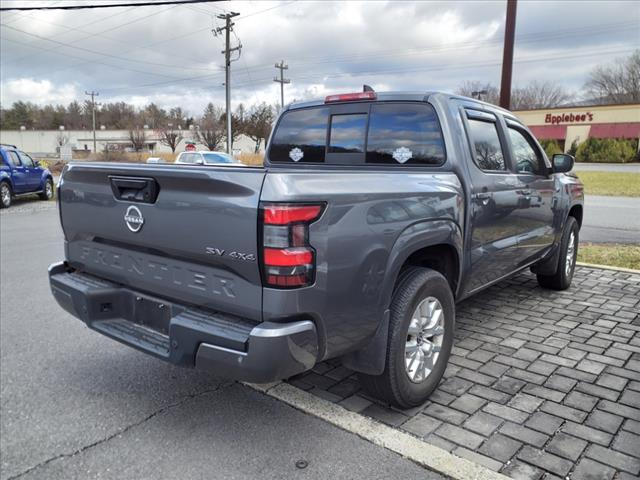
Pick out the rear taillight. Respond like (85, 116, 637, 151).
(260, 203, 324, 288)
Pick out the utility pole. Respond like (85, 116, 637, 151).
(215, 12, 240, 154)
(499, 0, 517, 109)
(85, 90, 99, 153)
(274, 60, 290, 110)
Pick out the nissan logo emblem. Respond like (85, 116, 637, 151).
(124, 205, 144, 233)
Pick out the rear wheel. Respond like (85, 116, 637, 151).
(39, 178, 54, 201)
(0, 182, 11, 208)
(358, 267, 455, 409)
(537, 216, 579, 290)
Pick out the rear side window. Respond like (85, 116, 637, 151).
(270, 107, 329, 163)
(366, 103, 445, 165)
(467, 119, 506, 171)
(7, 151, 22, 167)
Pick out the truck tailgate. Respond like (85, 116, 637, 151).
(59, 163, 265, 321)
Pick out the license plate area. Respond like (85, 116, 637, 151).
(133, 296, 171, 335)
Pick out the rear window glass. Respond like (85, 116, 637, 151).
(269, 102, 446, 165)
(269, 107, 329, 163)
(366, 103, 445, 165)
(329, 114, 367, 153)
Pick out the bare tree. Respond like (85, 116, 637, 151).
(157, 126, 183, 153)
(128, 127, 147, 152)
(456, 80, 571, 109)
(194, 103, 225, 151)
(511, 81, 572, 109)
(243, 103, 275, 153)
(456, 81, 500, 104)
(585, 50, 640, 104)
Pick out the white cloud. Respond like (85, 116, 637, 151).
(0, 0, 637, 111)
(0, 78, 80, 106)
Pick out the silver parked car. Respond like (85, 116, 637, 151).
(175, 151, 240, 165)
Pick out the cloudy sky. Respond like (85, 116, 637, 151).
(1, 0, 638, 115)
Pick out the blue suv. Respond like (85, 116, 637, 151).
(0, 144, 54, 208)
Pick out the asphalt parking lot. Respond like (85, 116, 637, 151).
(0, 205, 443, 480)
(1, 200, 638, 480)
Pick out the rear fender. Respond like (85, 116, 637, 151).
(342, 219, 463, 375)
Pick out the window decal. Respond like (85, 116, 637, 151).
(392, 147, 413, 164)
(289, 147, 304, 162)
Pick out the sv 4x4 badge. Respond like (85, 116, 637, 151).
(205, 247, 256, 262)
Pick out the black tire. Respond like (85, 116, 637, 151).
(358, 267, 455, 409)
(537, 216, 579, 290)
(0, 181, 11, 209)
(39, 178, 54, 201)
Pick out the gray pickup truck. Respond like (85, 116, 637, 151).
(49, 90, 584, 408)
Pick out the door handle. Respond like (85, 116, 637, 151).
(473, 192, 491, 199)
(473, 192, 491, 205)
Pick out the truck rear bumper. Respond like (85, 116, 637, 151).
(48, 262, 318, 383)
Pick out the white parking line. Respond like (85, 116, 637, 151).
(247, 381, 510, 480)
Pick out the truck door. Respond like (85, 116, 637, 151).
(17, 151, 41, 190)
(503, 122, 555, 262)
(7, 151, 29, 193)
(461, 108, 530, 294)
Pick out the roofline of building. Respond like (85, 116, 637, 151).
(513, 102, 640, 113)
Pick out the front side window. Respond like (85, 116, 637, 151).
(366, 103, 445, 165)
(270, 107, 329, 163)
(467, 119, 506, 171)
(507, 127, 545, 175)
(329, 114, 367, 153)
(17, 151, 34, 167)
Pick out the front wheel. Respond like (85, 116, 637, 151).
(358, 267, 455, 409)
(537, 216, 579, 290)
(0, 182, 12, 208)
(39, 178, 54, 201)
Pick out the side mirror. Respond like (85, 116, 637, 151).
(34, 160, 41, 167)
(195, 157, 204, 165)
(552, 153, 574, 173)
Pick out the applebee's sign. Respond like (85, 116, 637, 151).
(545, 111, 594, 125)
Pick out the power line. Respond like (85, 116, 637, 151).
(0, 0, 223, 12)
(1, 5, 181, 67)
(1, 8, 214, 71)
(0, 22, 214, 72)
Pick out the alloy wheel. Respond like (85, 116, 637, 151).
(404, 296, 445, 383)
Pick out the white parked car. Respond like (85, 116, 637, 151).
(175, 151, 240, 165)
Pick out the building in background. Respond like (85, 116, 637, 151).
(513, 103, 640, 152)
(0, 128, 263, 158)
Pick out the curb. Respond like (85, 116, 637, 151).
(576, 261, 640, 274)
(246, 381, 509, 480)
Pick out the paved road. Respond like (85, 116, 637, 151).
(581, 195, 640, 244)
(0, 209, 441, 480)
(574, 163, 640, 173)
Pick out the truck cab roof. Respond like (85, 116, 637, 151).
(286, 91, 519, 122)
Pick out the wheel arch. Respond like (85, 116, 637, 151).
(342, 219, 463, 375)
